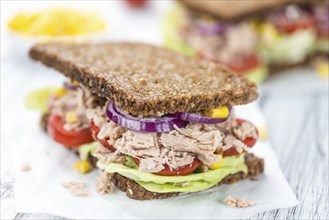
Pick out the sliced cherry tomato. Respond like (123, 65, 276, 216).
(317, 28, 329, 38)
(227, 54, 261, 73)
(199, 53, 261, 74)
(223, 119, 258, 157)
(133, 158, 202, 176)
(90, 121, 116, 152)
(316, 22, 329, 38)
(47, 115, 94, 148)
(273, 15, 315, 34)
(125, 0, 147, 8)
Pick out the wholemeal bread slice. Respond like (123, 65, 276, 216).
(111, 153, 264, 200)
(29, 43, 258, 116)
(180, 0, 315, 20)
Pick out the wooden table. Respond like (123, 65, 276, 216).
(1, 83, 328, 219)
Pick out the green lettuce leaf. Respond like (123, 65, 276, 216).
(78, 142, 99, 160)
(258, 29, 316, 64)
(162, 4, 196, 56)
(125, 156, 139, 169)
(137, 179, 219, 193)
(314, 38, 329, 53)
(245, 65, 268, 85)
(25, 86, 57, 113)
(101, 154, 247, 193)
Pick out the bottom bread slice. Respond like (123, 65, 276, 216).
(111, 153, 264, 200)
(268, 53, 328, 74)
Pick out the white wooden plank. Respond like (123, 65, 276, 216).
(251, 94, 329, 220)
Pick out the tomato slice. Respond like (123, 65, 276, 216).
(199, 53, 261, 74)
(47, 115, 94, 148)
(223, 119, 258, 157)
(133, 158, 202, 176)
(90, 121, 116, 152)
(317, 27, 329, 38)
(315, 22, 329, 38)
(272, 14, 315, 34)
(125, 0, 147, 8)
(227, 54, 261, 74)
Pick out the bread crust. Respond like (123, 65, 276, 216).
(30, 42, 258, 116)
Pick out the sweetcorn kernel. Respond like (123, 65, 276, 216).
(209, 155, 223, 170)
(65, 111, 79, 124)
(260, 23, 279, 43)
(205, 106, 229, 118)
(54, 88, 66, 97)
(73, 160, 92, 174)
(71, 80, 80, 85)
(315, 61, 329, 79)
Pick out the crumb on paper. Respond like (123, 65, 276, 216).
(223, 196, 255, 208)
(250, 177, 258, 181)
(62, 181, 91, 196)
(96, 171, 114, 195)
(258, 125, 269, 140)
(20, 163, 31, 172)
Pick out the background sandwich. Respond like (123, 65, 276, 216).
(28, 42, 264, 200)
(164, 0, 329, 83)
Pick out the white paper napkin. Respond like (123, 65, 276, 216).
(13, 103, 298, 219)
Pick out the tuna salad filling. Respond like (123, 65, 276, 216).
(87, 102, 258, 174)
(48, 84, 105, 132)
(181, 13, 258, 66)
(168, 3, 328, 74)
(48, 86, 93, 131)
(25, 82, 261, 193)
(179, 8, 259, 69)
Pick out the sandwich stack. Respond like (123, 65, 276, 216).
(29, 42, 264, 200)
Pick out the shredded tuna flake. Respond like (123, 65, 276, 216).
(223, 196, 255, 208)
(62, 181, 91, 196)
(96, 172, 114, 195)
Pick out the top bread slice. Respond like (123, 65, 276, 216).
(180, 0, 315, 20)
(29, 42, 258, 116)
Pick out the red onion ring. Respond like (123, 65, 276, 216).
(168, 107, 231, 124)
(267, 5, 309, 23)
(106, 101, 187, 132)
(313, 5, 329, 22)
(64, 82, 80, 91)
(313, 5, 329, 37)
(194, 20, 230, 35)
